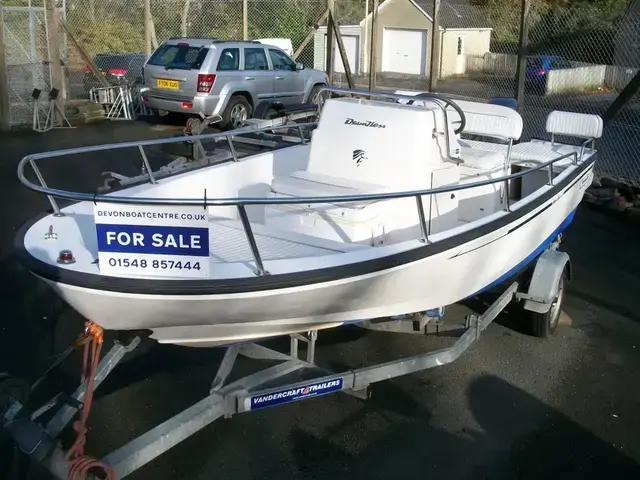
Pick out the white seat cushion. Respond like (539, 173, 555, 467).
(394, 91, 524, 142)
(459, 147, 505, 170)
(511, 142, 579, 163)
(459, 138, 592, 166)
(546, 111, 603, 139)
(271, 170, 390, 206)
(459, 138, 508, 155)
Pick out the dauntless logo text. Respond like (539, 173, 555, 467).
(344, 118, 386, 128)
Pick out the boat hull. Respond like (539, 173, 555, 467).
(29, 162, 593, 346)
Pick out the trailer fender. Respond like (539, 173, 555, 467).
(522, 249, 572, 314)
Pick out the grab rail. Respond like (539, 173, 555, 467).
(17, 115, 586, 277)
(18, 148, 579, 207)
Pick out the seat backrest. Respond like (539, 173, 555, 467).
(453, 100, 523, 141)
(393, 90, 523, 142)
(308, 97, 444, 191)
(546, 110, 603, 139)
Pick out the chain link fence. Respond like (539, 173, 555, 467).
(2, 1, 51, 126)
(55, 0, 328, 99)
(328, 0, 639, 186)
(2, 0, 639, 185)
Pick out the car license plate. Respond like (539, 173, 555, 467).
(157, 79, 179, 90)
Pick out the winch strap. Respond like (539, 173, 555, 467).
(66, 321, 115, 480)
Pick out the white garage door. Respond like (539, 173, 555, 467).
(382, 28, 427, 75)
(325, 34, 359, 74)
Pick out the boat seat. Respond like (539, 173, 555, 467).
(459, 138, 592, 166)
(267, 170, 394, 245)
(459, 147, 505, 171)
(546, 110, 603, 140)
(395, 91, 524, 144)
(459, 110, 602, 165)
(270, 170, 390, 206)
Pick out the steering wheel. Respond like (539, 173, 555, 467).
(405, 92, 466, 135)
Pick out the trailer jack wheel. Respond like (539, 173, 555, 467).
(528, 268, 567, 338)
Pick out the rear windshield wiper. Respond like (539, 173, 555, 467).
(164, 63, 192, 71)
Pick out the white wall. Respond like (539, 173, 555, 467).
(313, 25, 362, 74)
(546, 66, 606, 95)
(440, 29, 492, 78)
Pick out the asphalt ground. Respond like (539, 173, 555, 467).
(0, 120, 639, 479)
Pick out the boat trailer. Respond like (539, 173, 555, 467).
(0, 246, 570, 479)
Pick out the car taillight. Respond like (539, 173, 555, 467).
(108, 68, 127, 76)
(197, 74, 216, 93)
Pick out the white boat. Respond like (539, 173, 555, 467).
(15, 88, 602, 347)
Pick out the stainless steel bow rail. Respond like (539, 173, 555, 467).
(17, 109, 581, 276)
(1, 266, 573, 479)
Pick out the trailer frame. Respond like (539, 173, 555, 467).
(1, 241, 570, 479)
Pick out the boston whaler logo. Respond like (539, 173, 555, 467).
(344, 118, 386, 129)
(353, 149, 366, 167)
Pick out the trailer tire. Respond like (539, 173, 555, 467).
(528, 268, 567, 338)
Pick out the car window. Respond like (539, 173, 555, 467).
(244, 48, 268, 70)
(147, 43, 209, 70)
(217, 48, 240, 71)
(268, 49, 295, 70)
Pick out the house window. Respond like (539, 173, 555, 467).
(457, 37, 463, 56)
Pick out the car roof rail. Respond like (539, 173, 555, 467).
(211, 39, 262, 44)
(168, 36, 218, 41)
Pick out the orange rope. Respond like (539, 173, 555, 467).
(66, 321, 116, 480)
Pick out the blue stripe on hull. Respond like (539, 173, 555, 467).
(469, 207, 578, 298)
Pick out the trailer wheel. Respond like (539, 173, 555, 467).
(528, 268, 567, 338)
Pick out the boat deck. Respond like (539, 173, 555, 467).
(208, 219, 353, 263)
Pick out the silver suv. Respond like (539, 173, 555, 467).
(141, 38, 329, 129)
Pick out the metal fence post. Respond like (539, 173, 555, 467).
(368, 0, 378, 90)
(429, 0, 441, 92)
(242, 0, 248, 40)
(0, 5, 10, 132)
(514, 0, 530, 107)
(144, 0, 152, 55)
(326, 0, 334, 84)
(45, 0, 65, 122)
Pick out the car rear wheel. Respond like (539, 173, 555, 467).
(308, 84, 326, 105)
(221, 95, 252, 130)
